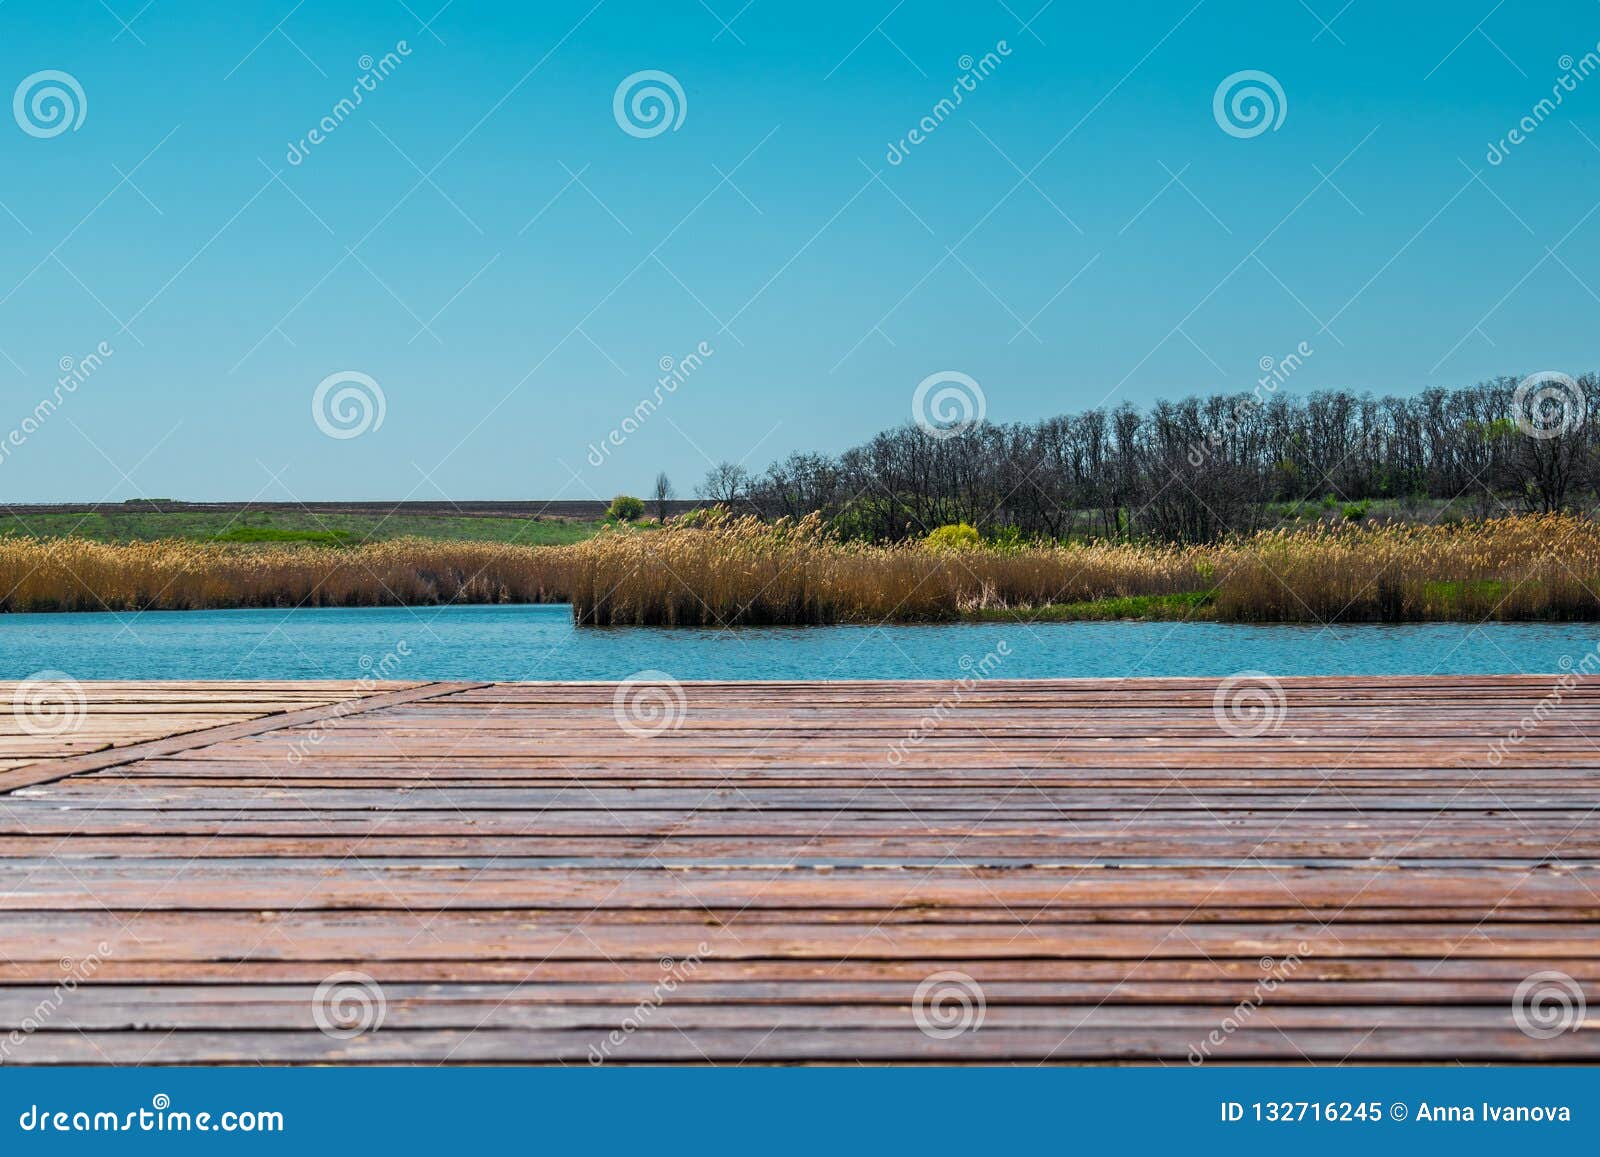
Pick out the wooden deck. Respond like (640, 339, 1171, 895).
(1, 676, 1597, 1064)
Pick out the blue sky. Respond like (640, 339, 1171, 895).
(1, 0, 1597, 501)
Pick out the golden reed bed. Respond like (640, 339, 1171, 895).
(2, 514, 1598, 624)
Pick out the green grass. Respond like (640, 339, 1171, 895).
(965, 590, 1217, 623)
(0, 510, 605, 546)
(207, 526, 355, 546)
(1422, 579, 1507, 607)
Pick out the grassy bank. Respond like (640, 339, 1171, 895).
(967, 591, 1218, 622)
(0, 508, 603, 545)
(2, 514, 1598, 623)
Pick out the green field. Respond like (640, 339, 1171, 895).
(0, 509, 606, 546)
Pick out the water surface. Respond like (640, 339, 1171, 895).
(0, 604, 1593, 681)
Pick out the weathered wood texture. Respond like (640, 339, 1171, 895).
(2, 676, 1597, 1064)
(0, 681, 419, 779)
(0, 682, 482, 796)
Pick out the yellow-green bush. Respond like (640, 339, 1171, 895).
(924, 523, 983, 552)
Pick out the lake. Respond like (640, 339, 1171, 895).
(0, 604, 1595, 681)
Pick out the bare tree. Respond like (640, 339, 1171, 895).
(700, 461, 750, 506)
(652, 472, 674, 522)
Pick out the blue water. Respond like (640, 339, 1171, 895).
(0, 604, 1594, 681)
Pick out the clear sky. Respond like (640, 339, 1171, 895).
(1, 0, 1597, 501)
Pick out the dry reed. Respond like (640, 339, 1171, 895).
(571, 512, 1600, 625)
(0, 536, 576, 613)
(4, 514, 1599, 623)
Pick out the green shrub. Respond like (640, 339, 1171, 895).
(1342, 501, 1370, 522)
(606, 495, 645, 522)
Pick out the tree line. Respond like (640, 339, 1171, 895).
(689, 374, 1600, 543)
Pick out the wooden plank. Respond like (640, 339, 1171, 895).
(2, 912, 1597, 960)
(6, 998, 1596, 1033)
(18, 786, 1600, 811)
(10, 1025, 1600, 1065)
(1, 978, 1592, 1010)
(0, 862, 1594, 912)
(0, 835, 1593, 862)
(6, 957, 1598, 984)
